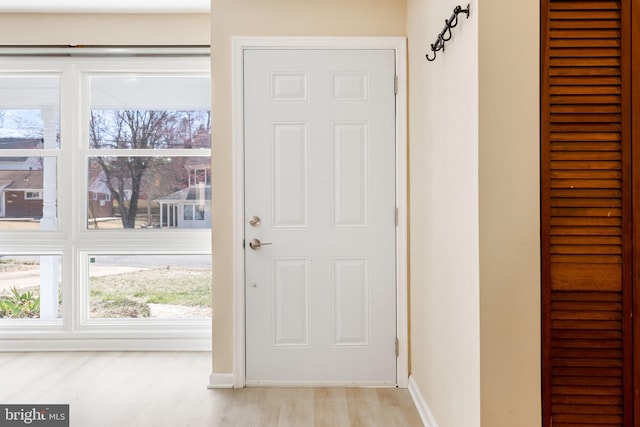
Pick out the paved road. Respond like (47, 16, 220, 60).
(1, 254, 211, 269)
(0, 254, 211, 292)
(89, 254, 210, 269)
(0, 270, 45, 292)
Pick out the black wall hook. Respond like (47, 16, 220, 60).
(426, 4, 471, 62)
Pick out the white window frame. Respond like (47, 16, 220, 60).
(0, 51, 212, 351)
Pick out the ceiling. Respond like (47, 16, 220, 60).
(0, 0, 209, 13)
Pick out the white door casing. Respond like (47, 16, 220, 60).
(244, 48, 396, 385)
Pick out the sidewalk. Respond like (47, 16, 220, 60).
(0, 266, 147, 293)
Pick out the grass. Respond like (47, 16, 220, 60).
(90, 267, 211, 318)
(91, 297, 151, 318)
(0, 259, 211, 319)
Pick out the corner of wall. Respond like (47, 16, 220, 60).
(207, 373, 234, 389)
(478, 0, 541, 425)
(408, 375, 440, 427)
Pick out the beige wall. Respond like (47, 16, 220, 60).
(478, 0, 541, 425)
(0, 3, 540, 424)
(407, 0, 541, 426)
(0, 14, 209, 45)
(210, 0, 407, 374)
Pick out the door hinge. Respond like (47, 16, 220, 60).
(395, 338, 399, 357)
(242, 239, 245, 249)
(394, 207, 399, 226)
(394, 75, 398, 95)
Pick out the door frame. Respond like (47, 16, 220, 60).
(231, 36, 408, 388)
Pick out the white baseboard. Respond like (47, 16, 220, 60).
(408, 375, 439, 427)
(208, 373, 234, 389)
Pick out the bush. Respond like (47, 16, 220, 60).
(0, 286, 40, 318)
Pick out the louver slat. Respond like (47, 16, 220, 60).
(542, 0, 631, 426)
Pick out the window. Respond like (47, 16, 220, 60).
(183, 204, 205, 221)
(0, 51, 211, 350)
(25, 191, 42, 200)
(88, 254, 211, 319)
(184, 204, 194, 221)
(195, 205, 205, 220)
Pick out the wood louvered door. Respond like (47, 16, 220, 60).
(541, 0, 633, 426)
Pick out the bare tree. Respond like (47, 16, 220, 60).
(89, 110, 210, 228)
(12, 113, 44, 139)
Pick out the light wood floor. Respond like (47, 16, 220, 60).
(0, 352, 423, 426)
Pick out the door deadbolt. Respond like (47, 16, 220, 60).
(249, 216, 261, 227)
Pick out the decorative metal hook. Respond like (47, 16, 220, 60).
(437, 34, 446, 52)
(448, 14, 459, 30)
(458, 4, 471, 19)
(426, 47, 437, 62)
(441, 20, 453, 41)
(425, 4, 471, 62)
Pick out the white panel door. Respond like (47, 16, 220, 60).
(244, 49, 396, 385)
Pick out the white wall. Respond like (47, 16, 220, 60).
(407, 1, 480, 426)
(407, 0, 541, 426)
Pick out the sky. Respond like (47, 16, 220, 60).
(0, 109, 45, 138)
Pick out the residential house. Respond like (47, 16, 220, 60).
(0, 1, 541, 427)
(0, 168, 114, 221)
(87, 169, 115, 220)
(0, 141, 45, 219)
(0, 141, 114, 221)
(0, 138, 42, 151)
(0, 169, 43, 218)
(155, 159, 212, 229)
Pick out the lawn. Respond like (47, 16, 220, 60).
(0, 262, 212, 319)
(90, 267, 212, 318)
